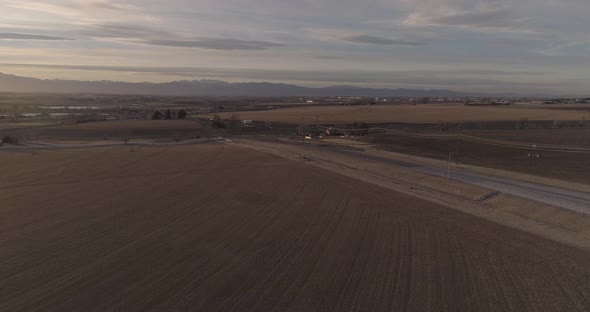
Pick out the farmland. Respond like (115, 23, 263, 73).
(1, 119, 205, 142)
(366, 130, 590, 184)
(54, 119, 202, 131)
(211, 105, 590, 124)
(465, 129, 590, 146)
(1, 144, 589, 311)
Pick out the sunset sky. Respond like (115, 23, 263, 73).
(1, 0, 589, 94)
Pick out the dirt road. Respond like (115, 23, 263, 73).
(1, 144, 589, 311)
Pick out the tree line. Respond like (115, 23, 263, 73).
(152, 109, 187, 120)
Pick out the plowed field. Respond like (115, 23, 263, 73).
(1, 144, 588, 311)
(211, 105, 590, 124)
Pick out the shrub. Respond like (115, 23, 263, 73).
(518, 117, 529, 130)
(211, 115, 225, 128)
(1, 136, 20, 144)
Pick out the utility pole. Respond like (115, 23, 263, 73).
(447, 152, 454, 179)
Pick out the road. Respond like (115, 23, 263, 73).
(310, 143, 590, 215)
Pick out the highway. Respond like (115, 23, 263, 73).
(313, 144, 590, 215)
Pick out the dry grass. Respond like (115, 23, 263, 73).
(0, 120, 61, 130)
(4, 119, 205, 142)
(1, 145, 589, 311)
(213, 105, 590, 124)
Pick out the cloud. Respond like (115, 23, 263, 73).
(142, 38, 285, 50)
(80, 23, 171, 39)
(537, 40, 590, 56)
(428, 8, 527, 29)
(401, 6, 534, 33)
(0, 32, 72, 40)
(340, 35, 424, 46)
(0, 63, 550, 81)
(1, 0, 158, 29)
(1, 0, 590, 94)
(77, 22, 284, 50)
(84, 1, 138, 11)
(305, 28, 425, 46)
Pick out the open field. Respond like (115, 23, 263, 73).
(1, 144, 589, 311)
(465, 129, 590, 146)
(1, 120, 205, 142)
(367, 132, 590, 184)
(54, 119, 202, 131)
(211, 105, 590, 124)
(0, 120, 63, 130)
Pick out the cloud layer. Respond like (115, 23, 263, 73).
(0, 32, 71, 40)
(0, 0, 589, 94)
(341, 35, 424, 46)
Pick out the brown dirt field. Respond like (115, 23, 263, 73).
(239, 138, 590, 249)
(0, 120, 61, 130)
(56, 119, 202, 131)
(212, 105, 590, 124)
(466, 129, 590, 146)
(3, 119, 204, 141)
(367, 133, 590, 184)
(1, 145, 589, 311)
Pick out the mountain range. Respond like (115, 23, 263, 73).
(0, 72, 480, 97)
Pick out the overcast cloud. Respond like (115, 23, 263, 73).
(0, 0, 589, 94)
(0, 32, 72, 40)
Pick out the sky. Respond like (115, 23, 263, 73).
(0, 0, 589, 95)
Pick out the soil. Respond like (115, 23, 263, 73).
(368, 133, 590, 184)
(1, 144, 589, 311)
(211, 105, 590, 124)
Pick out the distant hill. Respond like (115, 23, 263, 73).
(0, 72, 480, 97)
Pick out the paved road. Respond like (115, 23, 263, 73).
(314, 144, 590, 215)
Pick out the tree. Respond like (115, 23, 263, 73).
(172, 131, 183, 142)
(1, 136, 19, 144)
(518, 117, 529, 130)
(165, 109, 172, 120)
(438, 122, 450, 132)
(211, 114, 225, 128)
(351, 122, 369, 135)
(177, 109, 187, 119)
(358, 122, 369, 135)
(152, 111, 162, 120)
(417, 97, 430, 104)
(228, 113, 241, 129)
(296, 125, 310, 136)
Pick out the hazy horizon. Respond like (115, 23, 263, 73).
(1, 0, 590, 95)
